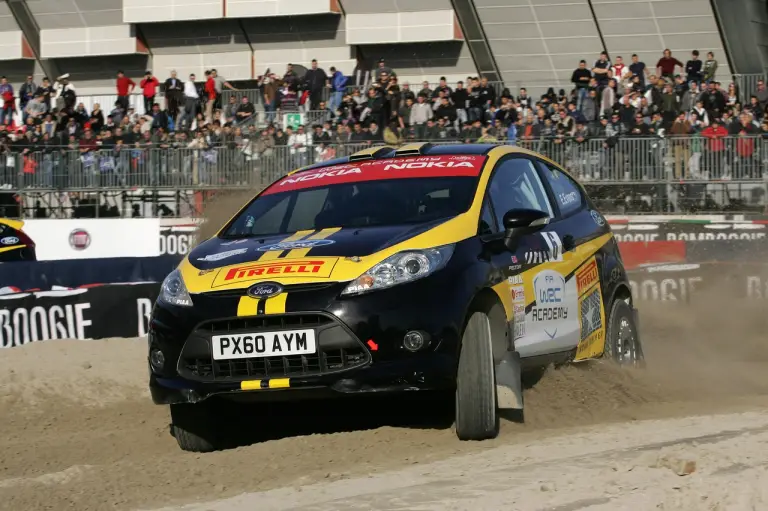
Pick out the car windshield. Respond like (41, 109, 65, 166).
(222, 176, 479, 238)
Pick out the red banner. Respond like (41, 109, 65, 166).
(617, 241, 687, 270)
(262, 155, 487, 195)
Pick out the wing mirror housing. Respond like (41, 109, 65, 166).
(503, 209, 550, 249)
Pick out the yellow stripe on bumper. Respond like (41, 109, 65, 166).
(236, 296, 260, 316)
(264, 292, 288, 315)
(240, 378, 290, 390)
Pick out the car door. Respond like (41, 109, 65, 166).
(534, 159, 609, 361)
(484, 156, 579, 359)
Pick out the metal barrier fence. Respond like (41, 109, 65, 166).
(0, 136, 765, 191)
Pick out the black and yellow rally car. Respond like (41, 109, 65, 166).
(149, 142, 643, 452)
(0, 218, 36, 262)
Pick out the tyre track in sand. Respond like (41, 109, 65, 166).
(1, 289, 768, 510)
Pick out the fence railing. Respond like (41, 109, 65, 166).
(0, 136, 766, 191)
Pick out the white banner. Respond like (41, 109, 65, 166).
(23, 219, 161, 261)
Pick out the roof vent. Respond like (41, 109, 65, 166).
(394, 142, 433, 157)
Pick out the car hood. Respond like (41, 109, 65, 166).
(182, 219, 456, 292)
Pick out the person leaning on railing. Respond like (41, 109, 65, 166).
(669, 112, 692, 178)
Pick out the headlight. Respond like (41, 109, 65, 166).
(158, 269, 193, 307)
(341, 244, 455, 296)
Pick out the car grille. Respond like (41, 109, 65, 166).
(179, 313, 370, 382)
(202, 283, 336, 299)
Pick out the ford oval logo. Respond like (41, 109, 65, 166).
(247, 282, 284, 298)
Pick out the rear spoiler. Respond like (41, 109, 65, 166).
(0, 218, 24, 231)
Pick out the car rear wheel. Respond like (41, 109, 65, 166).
(170, 402, 222, 452)
(455, 311, 499, 441)
(605, 299, 643, 367)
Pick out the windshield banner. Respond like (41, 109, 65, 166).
(262, 155, 487, 195)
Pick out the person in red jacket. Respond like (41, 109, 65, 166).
(204, 70, 216, 124)
(0, 77, 15, 126)
(730, 112, 759, 178)
(115, 70, 135, 112)
(140, 70, 159, 115)
(701, 119, 728, 178)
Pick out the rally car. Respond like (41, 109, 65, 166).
(0, 218, 36, 262)
(149, 142, 643, 452)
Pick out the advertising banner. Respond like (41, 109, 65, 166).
(0, 283, 160, 347)
(627, 262, 768, 302)
(0, 256, 179, 294)
(23, 219, 160, 260)
(611, 222, 767, 244)
(159, 222, 198, 256)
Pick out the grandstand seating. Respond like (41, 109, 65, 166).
(0, 0, 764, 218)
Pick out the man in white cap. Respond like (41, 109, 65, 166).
(54, 74, 76, 112)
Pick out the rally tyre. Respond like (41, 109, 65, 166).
(170, 403, 221, 453)
(455, 311, 499, 441)
(605, 299, 643, 367)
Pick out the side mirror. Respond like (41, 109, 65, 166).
(503, 209, 550, 240)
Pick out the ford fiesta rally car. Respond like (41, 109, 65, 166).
(149, 142, 643, 452)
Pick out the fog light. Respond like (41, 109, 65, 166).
(150, 349, 165, 370)
(403, 331, 425, 352)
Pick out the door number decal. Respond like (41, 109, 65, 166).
(524, 232, 564, 264)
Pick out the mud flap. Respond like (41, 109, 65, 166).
(632, 307, 646, 366)
(495, 351, 523, 410)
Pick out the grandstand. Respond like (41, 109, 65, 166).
(0, 0, 766, 218)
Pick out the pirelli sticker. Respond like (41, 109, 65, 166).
(211, 258, 339, 288)
(574, 256, 607, 361)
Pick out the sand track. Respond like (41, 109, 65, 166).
(1, 293, 768, 510)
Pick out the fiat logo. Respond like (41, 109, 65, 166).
(247, 282, 283, 298)
(69, 229, 91, 250)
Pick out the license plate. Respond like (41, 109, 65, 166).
(211, 329, 316, 360)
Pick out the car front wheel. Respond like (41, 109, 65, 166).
(455, 311, 500, 441)
(170, 402, 222, 453)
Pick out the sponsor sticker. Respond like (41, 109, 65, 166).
(221, 239, 249, 246)
(531, 270, 568, 322)
(257, 239, 335, 252)
(0, 236, 19, 245)
(196, 248, 249, 262)
(263, 155, 486, 195)
(579, 288, 602, 340)
(212, 258, 338, 287)
(513, 303, 526, 340)
(576, 258, 598, 295)
(559, 191, 578, 206)
(508, 275, 523, 285)
(510, 285, 525, 303)
(575, 284, 606, 360)
(591, 210, 605, 227)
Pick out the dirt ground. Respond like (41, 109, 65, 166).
(2, 289, 768, 511)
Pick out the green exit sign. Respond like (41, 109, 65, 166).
(283, 113, 304, 129)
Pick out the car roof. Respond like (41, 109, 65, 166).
(287, 143, 561, 177)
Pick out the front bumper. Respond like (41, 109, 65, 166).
(149, 276, 469, 405)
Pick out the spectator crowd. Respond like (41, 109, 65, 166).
(0, 48, 766, 187)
